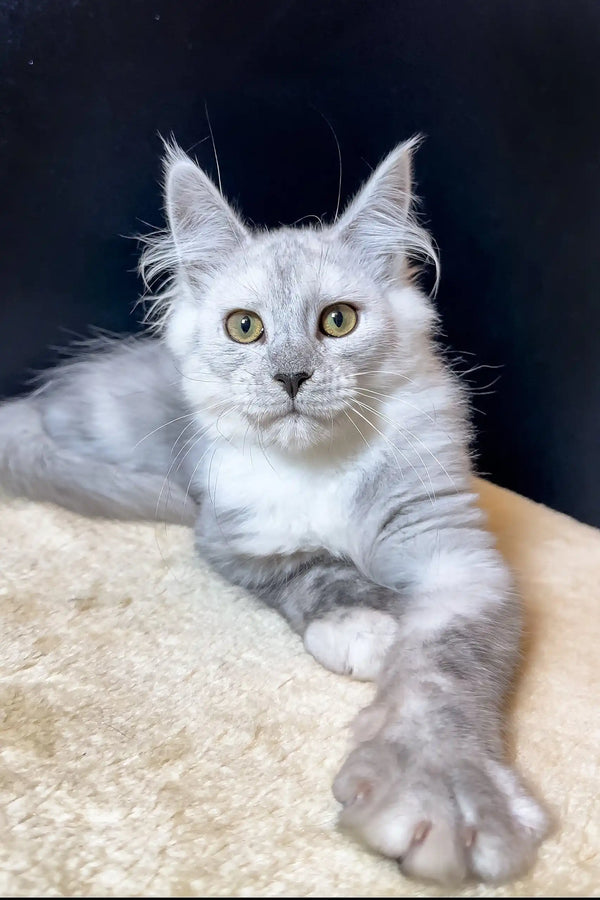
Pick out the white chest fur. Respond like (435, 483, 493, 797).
(202, 441, 360, 558)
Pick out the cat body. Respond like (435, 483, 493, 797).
(0, 140, 549, 883)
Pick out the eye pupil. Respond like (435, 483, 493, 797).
(226, 310, 264, 343)
(320, 303, 357, 338)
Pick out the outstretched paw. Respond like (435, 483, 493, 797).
(333, 736, 549, 884)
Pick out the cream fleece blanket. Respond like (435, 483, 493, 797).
(0, 480, 598, 898)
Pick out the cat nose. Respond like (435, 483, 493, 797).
(273, 371, 312, 400)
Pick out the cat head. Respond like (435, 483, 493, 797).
(140, 139, 439, 452)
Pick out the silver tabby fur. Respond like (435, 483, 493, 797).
(0, 140, 549, 883)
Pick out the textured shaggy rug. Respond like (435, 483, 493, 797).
(0, 479, 598, 898)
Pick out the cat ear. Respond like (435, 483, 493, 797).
(163, 142, 247, 281)
(333, 137, 437, 285)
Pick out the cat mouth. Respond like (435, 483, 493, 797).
(286, 401, 330, 421)
(253, 406, 323, 426)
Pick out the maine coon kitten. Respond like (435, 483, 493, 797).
(0, 140, 549, 883)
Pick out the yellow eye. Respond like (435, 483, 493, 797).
(225, 310, 264, 344)
(320, 303, 358, 338)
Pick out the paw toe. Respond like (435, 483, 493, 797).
(400, 817, 467, 884)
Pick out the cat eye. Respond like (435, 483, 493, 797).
(225, 310, 264, 344)
(319, 303, 358, 338)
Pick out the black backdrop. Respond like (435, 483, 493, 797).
(2, 0, 600, 526)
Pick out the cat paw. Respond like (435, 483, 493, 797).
(303, 608, 399, 681)
(332, 738, 549, 884)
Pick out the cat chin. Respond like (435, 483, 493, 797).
(258, 412, 332, 451)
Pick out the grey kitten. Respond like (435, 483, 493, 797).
(0, 139, 549, 883)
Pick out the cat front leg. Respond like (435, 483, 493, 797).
(332, 498, 550, 884)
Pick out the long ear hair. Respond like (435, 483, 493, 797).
(138, 140, 247, 330)
(332, 137, 439, 292)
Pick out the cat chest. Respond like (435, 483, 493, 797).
(204, 450, 354, 557)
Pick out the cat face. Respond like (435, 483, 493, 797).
(141, 140, 438, 451)
(168, 231, 402, 450)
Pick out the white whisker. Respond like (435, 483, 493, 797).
(204, 102, 222, 196)
(349, 403, 434, 504)
(153, 398, 233, 523)
(132, 412, 195, 450)
(354, 386, 439, 427)
(353, 398, 457, 496)
(182, 407, 236, 511)
(343, 409, 371, 451)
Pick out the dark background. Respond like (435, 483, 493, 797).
(1, 0, 599, 525)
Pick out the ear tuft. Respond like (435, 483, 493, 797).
(137, 139, 248, 330)
(333, 137, 439, 289)
(163, 140, 247, 278)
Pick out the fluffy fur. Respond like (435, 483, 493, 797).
(0, 139, 549, 883)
